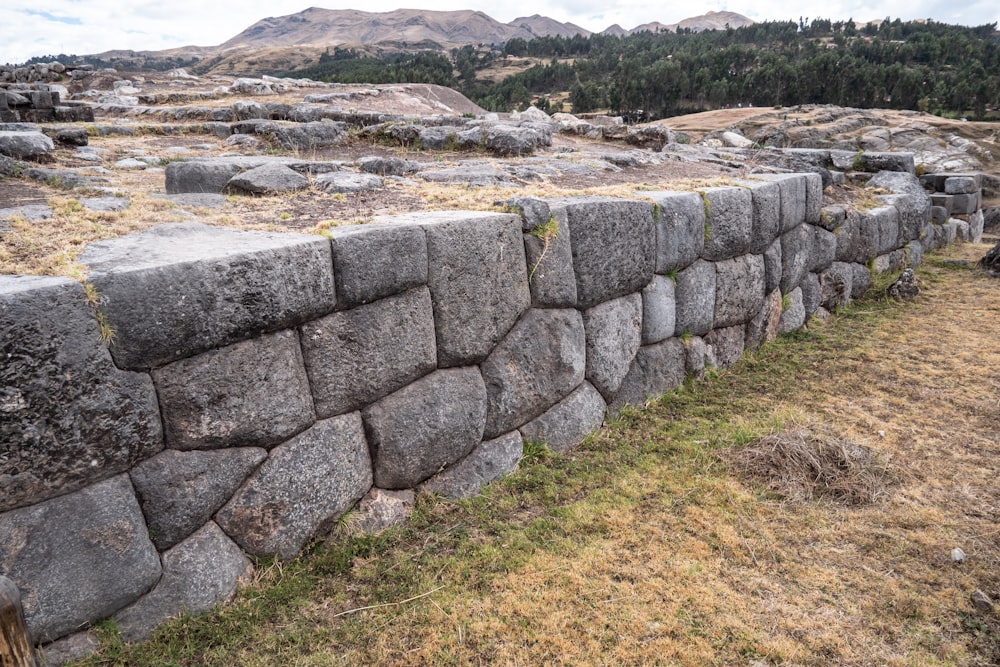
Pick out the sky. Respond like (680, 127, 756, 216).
(5, 0, 999, 65)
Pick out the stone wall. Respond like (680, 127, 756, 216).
(0, 166, 984, 655)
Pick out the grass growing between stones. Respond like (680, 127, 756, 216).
(74, 242, 1000, 666)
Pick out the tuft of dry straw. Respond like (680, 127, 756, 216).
(727, 427, 897, 506)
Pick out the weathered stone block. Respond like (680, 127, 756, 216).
(301, 287, 437, 418)
(714, 254, 766, 329)
(850, 263, 872, 299)
(375, 211, 528, 367)
(328, 223, 427, 308)
(421, 431, 523, 499)
(0, 130, 53, 160)
(165, 158, 263, 194)
(871, 206, 900, 254)
(873, 249, 906, 274)
(701, 186, 753, 261)
(154, 330, 315, 450)
(856, 152, 915, 174)
(803, 172, 824, 223)
(779, 224, 814, 293)
(646, 190, 705, 273)
(356, 488, 414, 534)
(906, 240, 924, 267)
(737, 179, 780, 254)
(518, 381, 606, 453)
(519, 204, 578, 307)
(819, 206, 847, 232)
(836, 209, 880, 264)
(82, 223, 336, 369)
(113, 522, 252, 643)
(552, 197, 655, 308)
(0, 475, 161, 643)
(641, 275, 676, 344)
(216, 413, 372, 559)
(683, 335, 712, 378)
(810, 226, 837, 273)
(778, 287, 805, 334)
(800, 272, 822, 317)
(759, 174, 807, 233)
(745, 289, 783, 351)
(880, 193, 931, 244)
(944, 176, 978, 194)
(225, 162, 308, 195)
(584, 294, 643, 401)
(952, 193, 980, 215)
(481, 308, 586, 439)
(364, 368, 487, 489)
(705, 325, 745, 368)
(764, 237, 782, 294)
(674, 259, 716, 336)
(1, 276, 162, 512)
(819, 262, 854, 311)
(130, 448, 267, 551)
(610, 338, 687, 412)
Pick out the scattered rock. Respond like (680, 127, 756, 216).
(971, 589, 994, 613)
(979, 240, 1000, 277)
(0, 204, 52, 222)
(81, 196, 129, 212)
(355, 488, 415, 534)
(114, 157, 148, 170)
(225, 162, 309, 195)
(315, 171, 384, 194)
(951, 547, 966, 563)
(887, 268, 921, 300)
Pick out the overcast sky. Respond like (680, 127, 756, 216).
(5, 0, 999, 65)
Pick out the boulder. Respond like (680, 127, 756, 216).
(225, 162, 308, 195)
(130, 448, 267, 551)
(300, 287, 437, 418)
(216, 413, 372, 559)
(357, 156, 420, 176)
(484, 124, 547, 156)
(420, 431, 523, 499)
(0, 475, 161, 643)
(165, 158, 265, 194)
(364, 368, 487, 489)
(701, 186, 753, 261)
(153, 329, 315, 450)
(583, 294, 643, 401)
(315, 172, 384, 194)
(674, 259, 716, 336)
(714, 254, 766, 329)
(518, 381, 606, 453)
(113, 522, 252, 643)
(0, 276, 162, 511)
(481, 308, 587, 439)
(610, 338, 687, 412)
(641, 275, 676, 344)
(0, 130, 53, 160)
(81, 223, 336, 369)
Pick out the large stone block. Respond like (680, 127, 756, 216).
(867, 170, 928, 197)
(778, 287, 805, 334)
(81, 223, 336, 369)
(364, 368, 487, 489)
(803, 172, 824, 224)
(641, 275, 676, 344)
(800, 272, 821, 317)
(850, 263, 872, 299)
(737, 179, 780, 254)
(518, 381, 606, 453)
(646, 191, 705, 273)
(810, 226, 837, 273)
(376, 211, 529, 367)
(165, 157, 266, 194)
(153, 329, 315, 450)
(130, 447, 267, 551)
(0, 130, 53, 160)
(610, 338, 687, 413)
(856, 152, 915, 174)
(701, 186, 753, 261)
(113, 522, 252, 643)
(759, 174, 807, 233)
(836, 209, 879, 264)
(879, 193, 931, 244)
(674, 259, 716, 336)
(519, 202, 578, 307)
(871, 206, 900, 254)
(705, 325, 745, 368)
(714, 254, 766, 329)
(819, 262, 854, 311)
(329, 224, 427, 308)
(764, 237, 782, 294)
(584, 294, 643, 401)
(1, 276, 162, 512)
(944, 176, 978, 195)
(420, 431, 523, 499)
(745, 289, 783, 351)
(779, 224, 814, 294)
(216, 413, 372, 559)
(0, 475, 161, 643)
(301, 287, 437, 418)
(551, 197, 655, 309)
(481, 308, 586, 439)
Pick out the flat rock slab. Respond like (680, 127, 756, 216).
(518, 381, 606, 453)
(0, 475, 161, 643)
(81, 222, 336, 369)
(421, 431, 523, 499)
(152, 193, 226, 208)
(225, 162, 309, 195)
(481, 308, 586, 439)
(0, 130, 53, 160)
(81, 196, 129, 212)
(216, 413, 372, 559)
(315, 171, 384, 194)
(0, 275, 162, 511)
(113, 522, 252, 643)
(0, 204, 52, 222)
(364, 367, 487, 489)
(153, 329, 315, 450)
(130, 447, 267, 551)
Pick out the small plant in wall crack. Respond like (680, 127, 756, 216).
(84, 283, 116, 346)
(527, 216, 559, 284)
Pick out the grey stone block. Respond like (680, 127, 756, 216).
(819, 263, 854, 311)
(932, 173, 981, 191)
(0, 130, 53, 160)
(0, 475, 161, 643)
(674, 259, 716, 336)
(745, 289, 783, 351)
(819, 206, 847, 232)
(641, 275, 676, 344)
(165, 158, 263, 194)
(521, 206, 577, 307)
(779, 224, 814, 293)
(113, 522, 252, 643)
(216, 413, 372, 559)
(944, 176, 978, 194)
(850, 263, 872, 299)
(584, 294, 643, 401)
(364, 368, 487, 489)
(154, 330, 315, 450)
(610, 338, 687, 412)
(701, 186, 753, 261)
(810, 226, 837, 272)
(800, 272, 821, 317)
(856, 152, 915, 174)
(683, 335, 711, 378)
(315, 172, 384, 194)
(931, 205, 949, 224)
(906, 240, 924, 268)
(267, 121, 348, 151)
(759, 174, 807, 233)
(714, 254, 766, 329)
(803, 172, 824, 223)
(646, 190, 705, 273)
(705, 325, 745, 368)
(778, 287, 805, 334)
(866, 171, 927, 196)
(40, 631, 100, 667)
(880, 193, 931, 244)
(737, 179, 780, 254)
(518, 381, 606, 453)
(225, 162, 308, 195)
(481, 308, 586, 439)
(930, 193, 953, 214)
(552, 196, 655, 308)
(873, 250, 906, 274)
(356, 488, 414, 534)
(871, 206, 900, 254)
(764, 237, 782, 294)
(301, 287, 437, 418)
(420, 431, 523, 499)
(329, 224, 427, 308)
(376, 211, 528, 367)
(81, 222, 336, 369)
(130, 448, 267, 551)
(0, 276, 162, 512)
(952, 193, 980, 215)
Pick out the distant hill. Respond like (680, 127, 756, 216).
(630, 11, 755, 34)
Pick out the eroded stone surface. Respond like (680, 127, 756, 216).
(420, 431, 523, 499)
(714, 254, 766, 329)
(674, 259, 716, 336)
(646, 190, 705, 273)
(701, 186, 753, 261)
(641, 274, 676, 344)
(583, 293, 642, 401)
(610, 338, 687, 412)
(518, 381, 606, 453)
(329, 224, 427, 308)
